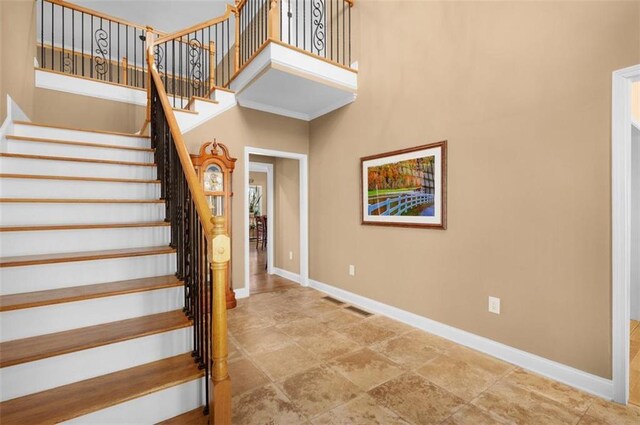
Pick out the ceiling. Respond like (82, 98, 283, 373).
(73, 0, 231, 33)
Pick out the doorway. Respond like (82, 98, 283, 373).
(611, 65, 640, 404)
(243, 147, 309, 296)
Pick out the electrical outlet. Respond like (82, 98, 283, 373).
(349, 265, 356, 276)
(289, 251, 293, 260)
(488, 296, 501, 314)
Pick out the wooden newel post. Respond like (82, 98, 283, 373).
(234, 5, 240, 73)
(268, 0, 280, 40)
(210, 216, 232, 425)
(122, 57, 128, 85)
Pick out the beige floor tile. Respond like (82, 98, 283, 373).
(370, 332, 442, 369)
(296, 328, 362, 360)
(251, 343, 321, 381)
(368, 372, 466, 425)
(228, 312, 276, 335)
(329, 348, 404, 391)
(228, 338, 243, 362)
(441, 404, 509, 425)
(577, 415, 609, 425)
(280, 365, 360, 418)
(445, 345, 514, 376)
(319, 308, 366, 330)
(232, 383, 306, 425)
(586, 396, 640, 424)
(311, 394, 409, 425)
(300, 299, 344, 316)
(268, 308, 313, 324)
(277, 317, 332, 338)
(416, 354, 502, 402)
(234, 326, 295, 355)
(472, 380, 583, 425)
(229, 358, 270, 397)
(504, 368, 595, 414)
(337, 320, 397, 346)
(366, 315, 415, 335)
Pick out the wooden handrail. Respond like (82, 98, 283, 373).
(45, 0, 166, 34)
(146, 53, 214, 237)
(153, 4, 236, 46)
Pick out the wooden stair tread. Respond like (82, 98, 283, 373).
(0, 173, 160, 184)
(0, 246, 175, 268)
(5, 135, 154, 152)
(157, 407, 209, 425)
(0, 275, 182, 312)
(0, 198, 164, 204)
(0, 152, 155, 167)
(0, 222, 170, 232)
(0, 353, 202, 424)
(13, 120, 150, 139)
(0, 310, 191, 367)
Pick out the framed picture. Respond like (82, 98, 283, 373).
(361, 141, 447, 229)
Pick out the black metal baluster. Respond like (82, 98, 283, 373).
(342, 0, 345, 64)
(41, 0, 45, 68)
(51, 2, 54, 70)
(72, 10, 75, 74)
(90, 13, 93, 78)
(142, 30, 147, 89)
(82, 12, 85, 76)
(348, 1, 351, 66)
(117, 22, 120, 83)
(133, 28, 137, 86)
(61, 6, 64, 72)
(303, 0, 306, 51)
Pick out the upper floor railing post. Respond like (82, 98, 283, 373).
(209, 41, 217, 91)
(268, 0, 280, 41)
(234, 3, 240, 74)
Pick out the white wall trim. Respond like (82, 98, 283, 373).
(1, 95, 30, 139)
(273, 267, 301, 284)
(611, 64, 640, 404)
(249, 161, 274, 276)
(309, 278, 614, 400)
(238, 98, 311, 121)
(243, 147, 309, 298)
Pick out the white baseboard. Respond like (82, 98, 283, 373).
(235, 287, 249, 299)
(309, 278, 614, 401)
(273, 267, 301, 284)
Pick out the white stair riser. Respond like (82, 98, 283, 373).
(0, 202, 166, 225)
(0, 327, 191, 401)
(1, 226, 170, 256)
(3, 139, 154, 163)
(0, 178, 160, 200)
(0, 157, 157, 180)
(64, 378, 204, 424)
(0, 286, 184, 342)
(0, 253, 176, 295)
(12, 124, 150, 149)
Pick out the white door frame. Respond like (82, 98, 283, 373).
(611, 64, 640, 404)
(248, 161, 275, 275)
(243, 147, 309, 296)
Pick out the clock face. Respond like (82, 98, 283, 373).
(204, 164, 224, 192)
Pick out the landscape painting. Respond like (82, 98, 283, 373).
(361, 141, 447, 229)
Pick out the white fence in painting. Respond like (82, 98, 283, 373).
(368, 192, 434, 216)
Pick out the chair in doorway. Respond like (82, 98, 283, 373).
(255, 215, 268, 270)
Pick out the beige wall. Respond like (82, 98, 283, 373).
(184, 108, 308, 291)
(309, 1, 640, 379)
(1, 0, 144, 132)
(274, 157, 300, 274)
(247, 154, 301, 275)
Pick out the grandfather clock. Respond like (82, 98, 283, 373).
(191, 140, 237, 309)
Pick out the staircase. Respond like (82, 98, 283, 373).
(0, 121, 207, 423)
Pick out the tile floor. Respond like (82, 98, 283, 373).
(227, 286, 640, 425)
(631, 319, 640, 406)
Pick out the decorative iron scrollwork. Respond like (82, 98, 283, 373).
(154, 44, 164, 72)
(94, 27, 109, 78)
(312, 0, 325, 53)
(62, 53, 73, 74)
(188, 38, 203, 93)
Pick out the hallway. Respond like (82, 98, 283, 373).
(224, 286, 640, 424)
(249, 247, 296, 294)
